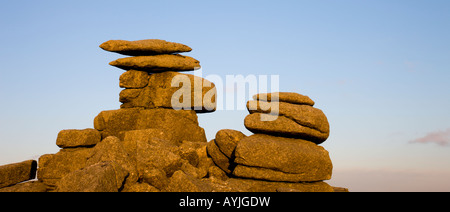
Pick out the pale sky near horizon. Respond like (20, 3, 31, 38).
(1, 0, 449, 191)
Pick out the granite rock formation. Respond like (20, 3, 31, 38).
(207, 92, 336, 189)
(0, 39, 346, 192)
(246, 93, 330, 144)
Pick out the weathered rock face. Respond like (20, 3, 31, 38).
(39, 135, 134, 190)
(247, 100, 330, 135)
(100, 39, 192, 56)
(206, 140, 233, 174)
(36, 133, 215, 192)
(135, 138, 182, 178)
(0, 160, 37, 189)
(246, 99, 330, 144)
(56, 162, 128, 192)
(119, 70, 150, 88)
(110, 54, 200, 73)
(38, 148, 93, 188)
(120, 71, 217, 113)
(56, 128, 101, 148)
(233, 134, 332, 182)
(87, 136, 138, 186)
(244, 113, 329, 143)
(93, 108, 207, 144)
(123, 128, 176, 147)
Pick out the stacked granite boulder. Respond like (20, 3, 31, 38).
(93, 39, 216, 146)
(206, 92, 335, 191)
(101, 39, 216, 113)
(31, 39, 219, 192)
(245, 92, 330, 144)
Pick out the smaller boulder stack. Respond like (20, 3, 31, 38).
(237, 92, 332, 182)
(245, 92, 330, 144)
(207, 92, 334, 187)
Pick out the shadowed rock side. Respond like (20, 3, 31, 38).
(0, 160, 37, 189)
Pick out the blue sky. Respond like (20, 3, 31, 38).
(1, 0, 449, 191)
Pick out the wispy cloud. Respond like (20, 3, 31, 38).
(410, 128, 450, 146)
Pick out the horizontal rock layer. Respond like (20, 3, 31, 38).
(247, 100, 330, 135)
(253, 92, 315, 106)
(100, 39, 192, 56)
(110, 54, 200, 73)
(0, 160, 37, 189)
(233, 134, 332, 182)
(56, 128, 101, 148)
(93, 108, 207, 144)
(244, 113, 329, 144)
